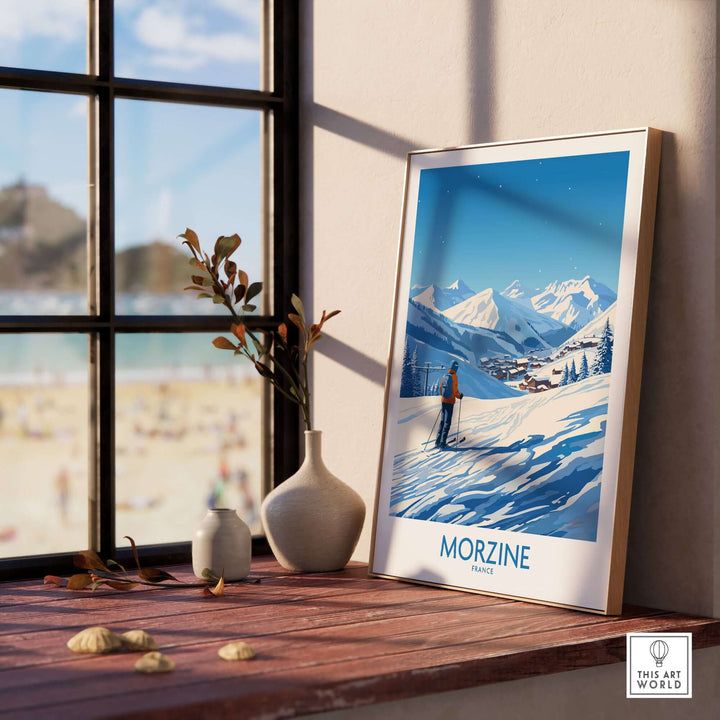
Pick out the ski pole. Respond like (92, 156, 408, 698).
(454, 396, 462, 444)
(425, 406, 442, 447)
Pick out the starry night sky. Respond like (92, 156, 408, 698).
(409, 151, 630, 295)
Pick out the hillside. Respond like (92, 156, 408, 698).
(0, 181, 190, 292)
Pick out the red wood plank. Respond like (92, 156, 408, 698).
(0, 561, 717, 720)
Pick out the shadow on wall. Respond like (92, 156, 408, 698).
(301, 0, 495, 386)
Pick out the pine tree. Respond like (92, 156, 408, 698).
(592, 319, 614, 375)
(559, 363, 569, 387)
(569, 358, 578, 383)
(410, 347, 423, 396)
(400, 343, 414, 396)
(578, 352, 589, 381)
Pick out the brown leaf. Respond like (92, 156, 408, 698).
(202, 576, 225, 597)
(230, 324, 247, 347)
(139, 567, 179, 583)
(287, 313, 304, 332)
(43, 575, 64, 587)
(237, 270, 249, 291)
(234, 284, 246, 304)
(67, 573, 94, 591)
(73, 550, 110, 572)
(277, 323, 287, 342)
(105, 581, 139, 591)
(212, 336, 237, 350)
(323, 309, 341, 322)
(179, 228, 201, 254)
(124, 535, 142, 573)
(306, 333, 323, 351)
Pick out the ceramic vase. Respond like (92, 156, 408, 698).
(192, 508, 251, 580)
(261, 430, 365, 572)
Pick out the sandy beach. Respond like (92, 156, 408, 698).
(0, 372, 263, 560)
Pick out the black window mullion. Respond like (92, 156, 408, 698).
(272, 0, 300, 483)
(95, 0, 115, 559)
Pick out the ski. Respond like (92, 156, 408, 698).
(422, 435, 465, 449)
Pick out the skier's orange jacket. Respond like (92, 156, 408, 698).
(441, 369, 462, 404)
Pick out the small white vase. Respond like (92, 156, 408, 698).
(192, 508, 252, 580)
(261, 430, 366, 572)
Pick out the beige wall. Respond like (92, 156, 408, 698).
(301, 0, 717, 616)
(300, 0, 717, 716)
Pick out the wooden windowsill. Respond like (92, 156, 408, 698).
(1, 556, 719, 719)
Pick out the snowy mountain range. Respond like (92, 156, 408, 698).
(501, 276, 617, 330)
(411, 278, 475, 312)
(402, 275, 617, 400)
(442, 287, 573, 350)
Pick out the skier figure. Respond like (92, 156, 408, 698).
(435, 360, 463, 449)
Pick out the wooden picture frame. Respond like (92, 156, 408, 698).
(370, 129, 662, 614)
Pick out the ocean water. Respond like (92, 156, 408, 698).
(0, 294, 256, 385)
(0, 290, 235, 317)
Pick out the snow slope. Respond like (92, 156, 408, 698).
(564, 301, 617, 345)
(389, 375, 609, 541)
(404, 335, 522, 400)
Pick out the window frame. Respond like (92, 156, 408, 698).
(0, 0, 299, 579)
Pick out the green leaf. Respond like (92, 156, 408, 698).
(291, 294, 305, 323)
(213, 234, 241, 264)
(245, 282, 263, 304)
(196, 292, 212, 299)
(212, 294, 226, 304)
(253, 361, 275, 380)
(212, 337, 237, 350)
(241, 304, 256, 313)
(106, 558, 127, 573)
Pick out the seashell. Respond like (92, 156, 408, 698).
(218, 641, 256, 661)
(120, 630, 158, 652)
(134, 651, 175, 673)
(67, 626, 122, 654)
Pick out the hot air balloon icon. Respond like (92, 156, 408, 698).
(649, 639, 669, 667)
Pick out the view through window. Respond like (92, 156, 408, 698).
(0, 1, 298, 571)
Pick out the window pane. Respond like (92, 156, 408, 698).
(115, 333, 263, 547)
(114, 0, 263, 90)
(0, 90, 88, 315)
(114, 100, 263, 316)
(0, 0, 87, 74)
(0, 334, 89, 558)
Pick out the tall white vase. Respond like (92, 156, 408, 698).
(261, 430, 365, 572)
(192, 508, 252, 580)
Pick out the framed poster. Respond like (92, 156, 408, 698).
(370, 128, 662, 614)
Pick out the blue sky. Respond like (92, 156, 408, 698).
(410, 151, 631, 295)
(0, 0, 262, 273)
